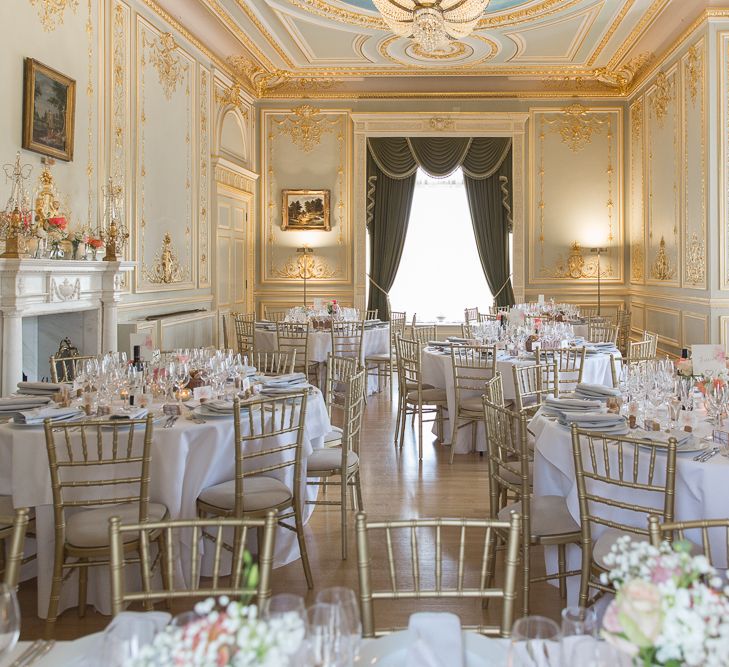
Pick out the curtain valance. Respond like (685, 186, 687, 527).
(367, 136, 511, 180)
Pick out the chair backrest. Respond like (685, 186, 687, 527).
(581, 306, 598, 319)
(608, 354, 619, 388)
(232, 312, 255, 357)
(263, 308, 287, 322)
(253, 350, 296, 376)
(390, 311, 406, 338)
(0, 507, 30, 589)
(512, 361, 558, 413)
(365, 309, 379, 321)
(571, 425, 677, 547)
(628, 339, 655, 362)
(276, 321, 309, 371)
(355, 511, 521, 638)
(231, 392, 308, 516)
(221, 311, 229, 350)
(395, 337, 423, 391)
(49, 354, 96, 383)
(484, 372, 505, 408)
(643, 330, 659, 356)
(331, 320, 365, 360)
(109, 512, 276, 614)
(478, 312, 498, 323)
(412, 324, 437, 345)
(483, 400, 531, 519)
(537, 347, 586, 391)
(341, 368, 367, 459)
(648, 516, 729, 568)
(490, 305, 509, 315)
(44, 416, 155, 543)
(451, 345, 497, 399)
(461, 323, 474, 339)
(616, 310, 632, 353)
(464, 307, 479, 323)
(588, 321, 618, 345)
(325, 353, 360, 417)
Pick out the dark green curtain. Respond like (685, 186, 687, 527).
(366, 136, 515, 315)
(464, 150, 515, 307)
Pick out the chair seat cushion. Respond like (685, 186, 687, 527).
(324, 426, 343, 446)
(498, 495, 579, 537)
(406, 388, 447, 404)
(198, 476, 292, 513)
(405, 382, 434, 391)
(66, 502, 168, 548)
(0, 495, 13, 528)
(592, 529, 649, 569)
(459, 397, 485, 413)
(365, 353, 390, 363)
(498, 461, 534, 486)
(308, 448, 359, 473)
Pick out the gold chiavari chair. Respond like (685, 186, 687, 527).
(231, 312, 256, 358)
(484, 372, 505, 408)
(220, 311, 230, 350)
(580, 306, 598, 319)
(365, 309, 379, 321)
(324, 354, 360, 448)
(449, 344, 497, 464)
(109, 512, 276, 615)
(44, 415, 168, 637)
(276, 321, 316, 384)
(484, 400, 580, 615)
(412, 324, 438, 345)
(648, 516, 729, 566)
(355, 512, 522, 638)
(365, 313, 404, 398)
(571, 425, 677, 608)
(479, 312, 499, 323)
(253, 350, 296, 376)
(643, 330, 659, 356)
(331, 320, 365, 361)
(512, 361, 559, 416)
(464, 307, 479, 324)
(0, 507, 30, 590)
(490, 305, 509, 315)
(461, 322, 474, 339)
(263, 307, 287, 322)
(537, 347, 586, 393)
(49, 354, 96, 384)
(587, 321, 618, 345)
(628, 338, 655, 362)
(395, 337, 448, 460)
(196, 392, 313, 589)
(306, 368, 366, 559)
(616, 310, 632, 355)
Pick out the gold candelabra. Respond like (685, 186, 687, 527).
(100, 177, 128, 261)
(0, 152, 33, 259)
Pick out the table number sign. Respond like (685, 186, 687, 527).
(691, 344, 727, 376)
(130, 333, 155, 361)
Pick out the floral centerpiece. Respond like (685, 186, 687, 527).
(129, 597, 306, 667)
(44, 215, 68, 258)
(601, 536, 729, 666)
(85, 235, 104, 259)
(675, 358, 694, 378)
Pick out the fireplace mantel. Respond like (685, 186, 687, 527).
(0, 258, 135, 393)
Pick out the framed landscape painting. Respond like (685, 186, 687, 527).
(282, 189, 331, 231)
(22, 58, 76, 161)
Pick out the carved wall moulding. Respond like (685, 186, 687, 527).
(592, 52, 653, 95)
(29, 0, 78, 31)
(145, 32, 185, 100)
(273, 105, 337, 153)
(272, 252, 338, 280)
(215, 82, 249, 116)
(547, 241, 612, 280)
(685, 233, 706, 285)
(686, 44, 702, 106)
(143, 232, 188, 284)
(51, 277, 81, 302)
(227, 56, 290, 97)
(429, 116, 455, 131)
(650, 71, 673, 126)
(650, 236, 675, 281)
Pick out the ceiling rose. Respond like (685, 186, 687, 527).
(371, 0, 490, 52)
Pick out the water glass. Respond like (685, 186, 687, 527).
(262, 593, 307, 624)
(560, 606, 598, 664)
(568, 637, 626, 666)
(306, 603, 347, 667)
(508, 616, 561, 667)
(316, 587, 361, 662)
(0, 584, 20, 659)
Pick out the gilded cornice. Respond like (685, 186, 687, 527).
(585, 0, 637, 66)
(607, 0, 670, 70)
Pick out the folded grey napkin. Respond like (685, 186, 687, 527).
(200, 399, 235, 413)
(542, 397, 604, 417)
(260, 385, 311, 395)
(14, 407, 84, 425)
(110, 407, 149, 420)
(262, 372, 307, 387)
(0, 396, 53, 410)
(634, 428, 692, 447)
(17, 381, 63, 392)
(575, 383, 621, 399)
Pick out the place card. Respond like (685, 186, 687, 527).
(162, 403, 182, 416)
(712, 429, 729, 447)
(193, 386, 213, 401)
(691, 344, 727, 375)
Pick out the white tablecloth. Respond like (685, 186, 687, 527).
(531, 410, 729, 604)
(0, 391, 330, 617)
(420, 348, 619, 454)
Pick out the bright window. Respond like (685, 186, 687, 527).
(388, 168, 502, 322)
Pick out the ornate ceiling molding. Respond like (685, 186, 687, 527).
(215, 82, 249, 117)
(227, 56, 291, 97)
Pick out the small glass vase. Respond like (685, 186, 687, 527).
(49, 241, 63, 260)
(71, 241, 81, 260)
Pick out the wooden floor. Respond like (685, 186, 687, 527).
(17, 385, 563, 640)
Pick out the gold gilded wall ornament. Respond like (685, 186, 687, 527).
(650, 71, 672, 127)
(215, 82, 248, 117)
(592, 52, 653, 95)
(29, 0, 78, 31)
(545, 241, 611, 280)
(686, 44, 702, 105)
(272, 252, 337, 280)
(147, 32, 184, 100)
(144, 232, 187, 284)
(274, 106, 334, 153)
(685, 233, 705, 285)
(556, 104, 601, 153)
(429, 116, 455, 131)
(650, 236, 675, 281)
(226, 56, 290, 98)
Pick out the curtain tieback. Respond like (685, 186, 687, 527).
(493, 273, 513, 300)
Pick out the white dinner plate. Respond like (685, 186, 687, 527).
(10, 413, 86, 428)
(355, 631, 507, 666)
(192, 405, 233, 419)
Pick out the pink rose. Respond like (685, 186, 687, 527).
(615, 580, 663, 648)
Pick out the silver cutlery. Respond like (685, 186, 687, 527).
(163, 415, 175, 428)
(189, 413, 206, 424)
(701, 448, 720, 463)
(694, 447, 719, 462)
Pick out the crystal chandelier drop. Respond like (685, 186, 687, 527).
(372, 0, 489, 52)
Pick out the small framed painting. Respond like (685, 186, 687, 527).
(22, 58, 76, 161)
(282, 189, 330, 231)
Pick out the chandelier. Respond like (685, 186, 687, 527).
(372, 0, 489, 53)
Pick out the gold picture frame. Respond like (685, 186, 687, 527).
(22, 58, 76, 162)
(282, 189, 331, 231)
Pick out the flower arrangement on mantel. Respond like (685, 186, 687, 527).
(601, 536, 729, 666)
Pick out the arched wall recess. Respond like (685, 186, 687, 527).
(218, 108, 248, 164)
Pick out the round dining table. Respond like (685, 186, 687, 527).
(0, 390, 331, 618)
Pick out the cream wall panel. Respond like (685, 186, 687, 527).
(631, 303, 646, 333)
(629, 100, 645, 284)
(681, 40, 707, 289)
(644, 305, 680, 347)
(720, 32, 729, 291)
(645, 66, 680, 286)
(529, 107, 623, 285)
(261, 108, 351, 288)
(682, 312, 709, 346)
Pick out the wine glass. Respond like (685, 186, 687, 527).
(508, 616, 561, 667)
(0, 584, 20, 660)
(560, 606, 598, 664)
(174, 362, 190, 404)
(261, 594, 307, 623)
(569, 637, 625, 666)
(306, 603, 347, 667)
(315, 587, 362, 663)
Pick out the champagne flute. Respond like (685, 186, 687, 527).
(0, 584, 20, 660)
(174, 362, 190, 404)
